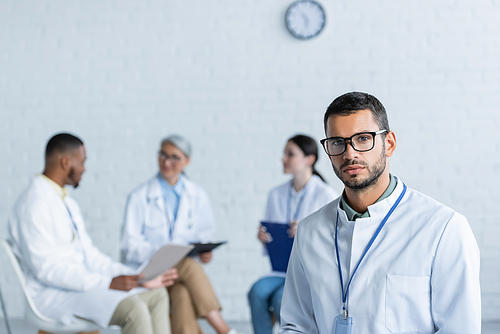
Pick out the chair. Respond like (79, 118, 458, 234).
(2, 239, 102, 334)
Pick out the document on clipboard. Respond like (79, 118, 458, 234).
(260, 221, 294, 273)
(138, 244, 194, 281)
(187, 241, 227, 257)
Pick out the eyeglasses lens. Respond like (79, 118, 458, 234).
(324, 133, 375, 155)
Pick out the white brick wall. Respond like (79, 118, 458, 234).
(1, 0, 499, 322)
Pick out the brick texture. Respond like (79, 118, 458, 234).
(0, 0, 499, 321)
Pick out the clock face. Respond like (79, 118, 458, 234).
(285, 1, 326, 40)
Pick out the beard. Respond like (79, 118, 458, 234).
(68, 167, 80, 188)
(332, 148, 386, 192)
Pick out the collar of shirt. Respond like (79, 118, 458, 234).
(38, 174, 68, 200)
(157, 173, 185, 200)
(289, 182, 307, 197)
(341, 173, 397, 221)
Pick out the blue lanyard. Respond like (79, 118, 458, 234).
(286, 186, 307, 222)
(164, 202, 174, 241)
(65, 204, 89, 269)
(161, 197, 176, 241)
(169, 220, 175, 241)
(165, 198, 191, 241)
(335, 183, 407, 318)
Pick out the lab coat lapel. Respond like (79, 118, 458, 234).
(35, 176, 67, 212)
(336, 179, 406, 281)
(34, 177, 76, 240)
(147, 177, 168, 225)
(356, 179, 406, 266)
(175, 183, 192, 233)
(335, 204, 354, 281)
(366, 179, 405, 218)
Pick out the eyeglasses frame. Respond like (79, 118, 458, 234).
(320, 129, 388, 156)
(158, 151, 183, 164)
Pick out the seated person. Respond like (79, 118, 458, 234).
(248, 135, 338, 334)
(7, 133, 177, 334)
(120, 135, 240, 334)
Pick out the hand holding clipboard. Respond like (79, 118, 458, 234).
(260, 221, 295, 273)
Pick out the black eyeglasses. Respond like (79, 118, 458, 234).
(320, 130, 388, 156)
(158, 151, 182, 163)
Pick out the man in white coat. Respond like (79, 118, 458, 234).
(280, 92, 481, 333)
(7, 133, 178, 334)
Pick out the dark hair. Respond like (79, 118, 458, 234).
(323, 92, 390, 134)
(288, 134, 326, 183)
(45, 133, 84, 159)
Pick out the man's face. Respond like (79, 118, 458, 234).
(325, 109, 393, 191)
(66, 145, 86, 188)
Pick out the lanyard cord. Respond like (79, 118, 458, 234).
(162, 197, 176, 241)
(165, 196, 191, 241)
(335, 183, 407, 312)
(287, 184, 307, 222)
(167, 205, 175, 241)
(65, 204, 89, 269)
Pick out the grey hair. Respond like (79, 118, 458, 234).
(161, 135, 192, 157)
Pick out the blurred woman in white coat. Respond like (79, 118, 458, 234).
(247, 134, 338, 334)
(120, 135, 240, 334)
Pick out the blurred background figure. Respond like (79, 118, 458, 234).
(247, 134, 338, 334)
(120, 135, 241, 334)
(1, 0, 499, 330)
(7, 133, 176, 334)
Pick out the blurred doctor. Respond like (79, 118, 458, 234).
(247, 134, 338, 334)
(121, 135, 240, 334)
(7, 133, 176, 334)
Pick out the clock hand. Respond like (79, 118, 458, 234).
(301, 14, 309, 29)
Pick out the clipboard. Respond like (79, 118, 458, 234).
(187, 241, 227, 257)
(261, 221, 294, 273)
(138, 244, 194, 281)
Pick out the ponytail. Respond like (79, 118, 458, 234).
(312, 168, 327, 183)
(288, 134, 327, 184)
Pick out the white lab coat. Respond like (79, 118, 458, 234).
(261, 175, 338, 278)
(120, 174, 215, 268)
(264, 175, 338, 223)
(7, 176, 143, 328)
(280, 178, 481, 334)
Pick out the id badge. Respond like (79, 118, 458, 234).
(334, 314, 353, 334)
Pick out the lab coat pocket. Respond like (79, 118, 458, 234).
(146, 206, 166, 228)
(144, 223, 168, 246)
(144, 209, 168, 244)
(385, 274, 433, 333)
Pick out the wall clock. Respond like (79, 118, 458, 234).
(285, 1, 326, 40)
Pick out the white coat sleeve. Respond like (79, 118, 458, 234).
(279, 225, 319, 334)
(431, 213, 481, 333)
(195, 192, 216, 242)
(76, 221, 135, 277)
(120, 192, 157, 266)
(18, 200, 113, 291)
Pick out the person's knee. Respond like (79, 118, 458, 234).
(248, 282, 266, 305)
(124, 299, 152, 326)
(181, 257, 204, 276)
(169, 282, 190, 302)
(152, 287, 169, 306)
(138, 288, 170, 318)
